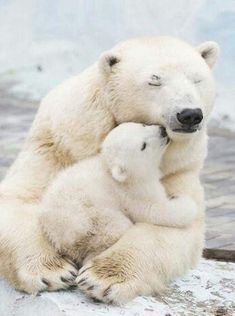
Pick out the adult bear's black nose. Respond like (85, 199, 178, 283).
(177, 108, 203, 127)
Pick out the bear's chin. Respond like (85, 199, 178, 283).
(167, 127, 201, 142)
(172, 128, 198, 134)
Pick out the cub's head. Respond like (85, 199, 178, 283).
(101, 122, 169, 183)
(99, 36, 219, 141)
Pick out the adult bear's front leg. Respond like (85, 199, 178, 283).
(76, 171, 205, 304)
(76, 221, 203, 304)
(0, 200, 79, 293)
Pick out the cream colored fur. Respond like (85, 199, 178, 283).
(39, 123, 198, 265)
(0, 36, 219, 302)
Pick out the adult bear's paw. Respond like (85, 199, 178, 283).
(16, 254, 79, 294)
(76, 251, 143, 305)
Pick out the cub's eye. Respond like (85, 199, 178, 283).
(141, 142, 147, 151)
(148, 75, 162, 87)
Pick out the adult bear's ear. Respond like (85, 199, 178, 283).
(99, 51, 121, 76)
(197, 41, 220, 68)
(111, 165, 127, 183)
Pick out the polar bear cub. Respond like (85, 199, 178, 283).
(40, 123, 197, 263)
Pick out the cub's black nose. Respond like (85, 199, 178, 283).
(177, 108, 203, 127)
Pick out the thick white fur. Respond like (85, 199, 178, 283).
(0, 36, 219, 301)
(40, 123, 198, 265)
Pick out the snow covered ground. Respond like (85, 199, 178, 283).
(1, 259, 234, 316)
(0, 0, 234, 130)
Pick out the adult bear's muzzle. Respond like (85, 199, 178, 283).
(173, 108, 203, 133)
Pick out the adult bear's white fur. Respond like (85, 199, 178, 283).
(40, 123, 198, 266)
(0, 36, 219, 300)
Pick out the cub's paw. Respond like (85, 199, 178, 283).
(174, 195, 198, 227)
(17, 255, 79, 294)
(76, 253, 139, 305)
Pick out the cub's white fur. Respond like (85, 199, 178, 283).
(40, 123, 197, 264)
(0, 36, 219, 300)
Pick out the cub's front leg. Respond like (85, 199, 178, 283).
(153, 169, 205, 227)
(126, 179, 198, 228)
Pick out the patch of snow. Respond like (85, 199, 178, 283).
(0, 259, 234, 316)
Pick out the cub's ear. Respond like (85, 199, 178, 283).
(196, 41, 220, 68)
(111, 165, 127, 183)
(99, 51, 121, 76)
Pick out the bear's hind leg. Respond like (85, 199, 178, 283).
(0, 200, 79, 293)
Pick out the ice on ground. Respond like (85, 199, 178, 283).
(0, 259, 234, 316)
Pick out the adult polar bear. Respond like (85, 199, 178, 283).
(0, 37, 219, 302)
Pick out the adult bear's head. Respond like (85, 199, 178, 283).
(99, 36, 219, 140)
